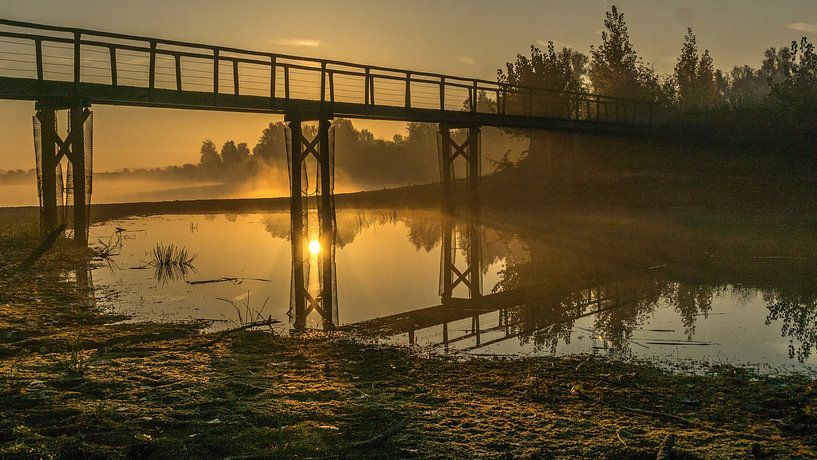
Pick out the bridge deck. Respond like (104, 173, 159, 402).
(0, 19, 652, 131)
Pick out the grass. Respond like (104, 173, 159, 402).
(216, 291, 272, 328)
(148, 242, 197, 268)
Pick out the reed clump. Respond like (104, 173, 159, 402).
(149, 243, 197, 268)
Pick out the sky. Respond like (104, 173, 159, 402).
(0, 0, 815, 171)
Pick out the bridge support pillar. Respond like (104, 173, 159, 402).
(33, 102, 92, 244)
(287, 117, 337, 331)
(438, 124, 482, 304)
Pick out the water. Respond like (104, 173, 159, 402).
(85, 208, 817, 374)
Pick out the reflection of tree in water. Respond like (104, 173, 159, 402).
(495, 252, 817, 363)
(764, 289, 817, 363)
(667, 283, 719, 339)
(591, 278, 670, 354)
(404, 217, 440, 252)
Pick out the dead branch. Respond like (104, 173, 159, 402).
(187, 318, 280, 349)
(351, 419, 407, 448)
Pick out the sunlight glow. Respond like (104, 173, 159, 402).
(308, 239, 321, 255)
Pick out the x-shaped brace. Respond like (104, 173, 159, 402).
(450, 264, 473, 290)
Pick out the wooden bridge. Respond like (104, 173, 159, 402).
(0, 19, 652, 130)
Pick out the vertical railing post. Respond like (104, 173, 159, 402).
(364, 67, 370, 105)
(270, 56, 277, 100)
(404, 72, 411, 110)
(439, 77, 446, 112)
(73, 32, 81, 93)
(174, 54, 181, 91)
(320, 62, 327, 103)
(233, 60, 240, 96)
(328, 71, 335, 103)
(284, 66, 290, 102)
(471, 81, 478, 113)
(34, 39, 43, 81)
(212, 48, 219, 95)
(148, 41, 156, 90)
(109, 47, 117, 87)
(369, 74, 375, 106)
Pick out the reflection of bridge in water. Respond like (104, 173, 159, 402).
(289, 203, 659, 354)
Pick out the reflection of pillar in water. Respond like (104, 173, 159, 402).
(437, 124, 482, 303)
(286, 117, 338, 331)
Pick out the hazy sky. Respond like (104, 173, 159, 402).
(0, 0, 815, 171)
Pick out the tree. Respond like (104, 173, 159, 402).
(252, 122, 288, 163)
(496, 42, 588, 179)
(697, 49, 720, 108)
(769, 37, 817, 121)
(199, 140, 221, 169)
(220, 140, 240, 165)
(589, 5, 642, 99)
(675, 28, 700, 109)
(727, 65, 767, 108)
(498, 41, 587, 118)
(236, 143, 251, 164)
(673, 28, 721, 110)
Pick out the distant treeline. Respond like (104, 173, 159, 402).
(499, 5, 816, 156)
(0, 119, 523, 190)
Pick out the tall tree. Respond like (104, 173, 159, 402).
(675, 28, 700, 109)
(252, 122, 288, 163)
(770, 37, 817, 121)
(498, 41, 587, 118)
(220, 140, 240, 165)
(199, 140, 221, 169)
(589, 5, 642, 98)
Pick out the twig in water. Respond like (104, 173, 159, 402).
(187, 277, 241, 285)
(188, 318, 281, 349)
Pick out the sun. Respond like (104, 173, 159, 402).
(308, 239, 321, 255)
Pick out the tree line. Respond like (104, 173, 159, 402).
(500, 4, 816, 116)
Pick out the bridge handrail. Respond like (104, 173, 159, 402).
(0, 18, 653, 125)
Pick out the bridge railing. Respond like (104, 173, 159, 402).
(0, 19, 653, 125)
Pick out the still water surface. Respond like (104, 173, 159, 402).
(85, 209, 817, 374)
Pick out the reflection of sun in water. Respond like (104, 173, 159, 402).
(308, 239, 321, 255)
